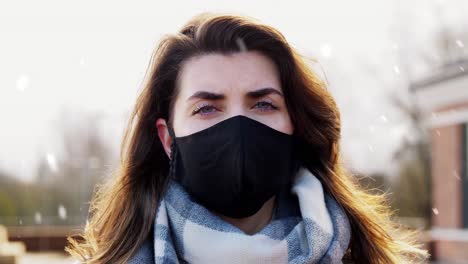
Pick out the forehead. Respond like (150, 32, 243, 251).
(176, 51, 281, 97)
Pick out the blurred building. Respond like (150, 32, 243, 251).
(411, 59, 468, 262)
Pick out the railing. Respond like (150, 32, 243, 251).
(5, 225, 83, 252)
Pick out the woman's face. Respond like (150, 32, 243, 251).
(156, 50, 293, 157)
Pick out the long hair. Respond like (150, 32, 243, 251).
(65, 12, 430, 263)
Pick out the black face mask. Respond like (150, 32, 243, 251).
(167, 115, 301, 219)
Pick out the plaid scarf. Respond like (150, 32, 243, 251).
(128, 166, 351, 264)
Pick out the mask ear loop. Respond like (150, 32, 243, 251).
(167, 124, 178, 180)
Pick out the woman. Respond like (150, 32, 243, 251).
(66, 12, 430, 263)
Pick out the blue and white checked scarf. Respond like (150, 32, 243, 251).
(128, 166, 351, 263)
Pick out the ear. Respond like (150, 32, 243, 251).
(156, 118, 172, 159)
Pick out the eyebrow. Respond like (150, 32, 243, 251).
(186, 87, 283, 102)
(246, 87, 283, 99)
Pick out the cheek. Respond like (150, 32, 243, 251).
(172, 98, 212, 137)
(277, 113, 294, 135)
(172, 111, 215, 137)
(261, 112, 293, 135)
(171, 102, 190, 137)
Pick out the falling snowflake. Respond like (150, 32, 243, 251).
(379, 115, 388, 123)
(34, 212, 42, 224)
(58, 204, 67, 220)
(393, 65, 400, 75)
(455, 39, 464, 48)
(47, 152, 58, 172)
(320, 44, 333, 58)
(432, 208, 439, 215)
(16, 74, 30, 92)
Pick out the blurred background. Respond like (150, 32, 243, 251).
(1, 0, 467, 263)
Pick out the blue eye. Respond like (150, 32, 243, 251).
(254, 100, 278, 111)
(193, 103, 217, 116)
(192, 101, 278, 116)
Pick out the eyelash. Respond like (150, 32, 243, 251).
(192, 100, 279, 116)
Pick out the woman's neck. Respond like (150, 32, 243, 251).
(216, 196, 277, 235)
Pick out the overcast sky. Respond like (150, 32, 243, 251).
(1, 0, 467, 182)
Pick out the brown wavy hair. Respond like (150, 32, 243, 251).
(65, 12, 430, 263)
